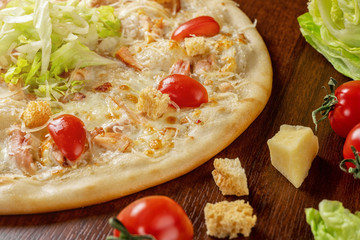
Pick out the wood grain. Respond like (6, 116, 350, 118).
(1, 0, 360, 239)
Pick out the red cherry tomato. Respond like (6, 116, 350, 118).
(158, 74, 208, 108)
(343, 123, 360, 169)
(171, 16, 220, 42)
(114, 196, 193, 240)
(47, 114, 87, 161)
(313, 78, 360, 138)
(329, 80, 360, 138)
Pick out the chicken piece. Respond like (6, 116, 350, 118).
(153, 0, 181, 13)
(169, 59, 191, 76)
(94, 82, 112, 92)
(21, 101, 52, 128)
(115, 47, 143, 71)
(0, 0, 10, 9)
(218, 82, 234, 92)
(90, 0, 118, 7)
(137, 87, 170, 119)
(7, 83, 26, 101)
(7, 128, 36, 175)
(193, 55, 217, 74)
(93, 132, 132, 152)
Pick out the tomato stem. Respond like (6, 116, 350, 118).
(107, 218, 155, 240)
(312, 78, 338, 131)
(340, 146, 360, 179)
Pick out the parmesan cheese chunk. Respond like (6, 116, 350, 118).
(137, 87, 170, 119)
(184, 37, 209, 57)
(267, 124, 319, 188)
(204, 200, 257, 239)
(212, 157, 249, 196)
(21, 101, 52, 129)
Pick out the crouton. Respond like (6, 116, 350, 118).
(136, 87, 170, 119)
(21, 101, 52, 128)
(212, 157, 249, 196)
(184, 37, 209, 57)
(204, 200, 256, 238)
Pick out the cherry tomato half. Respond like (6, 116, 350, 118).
(171, 16, 220, 42)
(329, 80, 360, 138)
(158, 74, 208, 108)
(47, 114, 87, 161)
(114, 196, 193, 240)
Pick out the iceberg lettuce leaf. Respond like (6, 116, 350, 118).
(305, 200, 360, 240)
(0, 0, 121, 98)
(298, 0, 360, 79)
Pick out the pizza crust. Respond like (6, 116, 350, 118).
(0, 0, 272, 214)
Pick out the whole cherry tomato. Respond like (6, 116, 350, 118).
(158, 74, 208, 108)
(312, 78, 360, 138)
(342, 123, 360, 169)
(47, 114, 87, 161)
(171, 16, 220, 42)
(112, 196, 193, 240)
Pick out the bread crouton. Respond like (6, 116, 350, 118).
(137, 87, 170, 119)
(204, 200, 256, 239)
(184, 37, 209, 57)
(21, 101, 52, 128)
(212, 157, 249, 196)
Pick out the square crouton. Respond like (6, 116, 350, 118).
(184, 37, 209, 57)
(136, 87, 170, 119)
(204, 200, 256, 238)
(212, 157, 249, 196)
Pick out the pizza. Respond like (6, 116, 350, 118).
(0, 0, 272, 214)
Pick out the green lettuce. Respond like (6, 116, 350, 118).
(0, 0, 121, 99)
(305, 200, 360, 240)
(298, 0, 360, 79)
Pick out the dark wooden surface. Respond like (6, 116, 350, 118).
(1, 0, 360, 239)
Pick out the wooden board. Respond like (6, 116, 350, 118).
(2, 0, 360, 239)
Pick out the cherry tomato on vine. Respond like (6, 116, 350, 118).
(47, 114, 87, 161)
(312, 78, 360, 138)
(342, 123, 360, 169)
(111, 196, 193, 240)
(171, 16, 220, 42)
(158, 74, 208, 108)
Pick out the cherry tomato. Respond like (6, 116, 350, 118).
(329, 80, 360, 138)
(47, 114, 87, 161)
(158, 74, 208, 108)
(343, 123, 360, 168)
(171, 16, 220, 42)
(313, 78, 360, 138)
(113, 196, 193, 240)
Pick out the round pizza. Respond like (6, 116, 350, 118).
(0, 0, 272, 214)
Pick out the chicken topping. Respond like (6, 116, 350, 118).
(7, 128, 36, 175)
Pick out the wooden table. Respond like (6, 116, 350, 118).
(2, 0, 359, 239)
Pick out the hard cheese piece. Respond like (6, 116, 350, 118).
(267, 124, 319, 188)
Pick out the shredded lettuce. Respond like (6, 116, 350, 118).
(298, 0, 360, 80)
(0, 0, 121, 99)
(305, 200, 360, 240)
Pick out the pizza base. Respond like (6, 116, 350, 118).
(0, 0, 272, 214)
